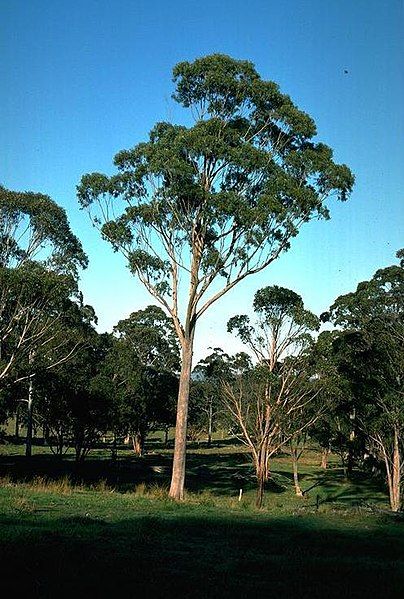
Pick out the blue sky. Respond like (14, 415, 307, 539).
(1, 0, 403, 362)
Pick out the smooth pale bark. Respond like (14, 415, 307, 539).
(321, 447, 330, 469)
(385, 428, 401, 513)
(207, 398, 213, 447)
(255, 444, 270, 508)
(256, 470, 265, 509)
(292, 457, 303, 497)
(25, 377, 34, 458)
(132, 431, 145, 457)
(169, 337, 193, 500)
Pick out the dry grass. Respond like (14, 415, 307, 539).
(12, 495, 36, 514)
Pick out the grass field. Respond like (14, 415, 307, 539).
(0, 436, 403, 598)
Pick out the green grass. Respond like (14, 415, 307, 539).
(0, 439, 403, 597)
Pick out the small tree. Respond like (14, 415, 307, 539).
(225, 286, 322, 507)
(78, 54, 354, 498)
(107, 306, 179, 455)
(192, 348, 233, 445)
(36, 331, 111, 460)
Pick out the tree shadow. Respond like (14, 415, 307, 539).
(0, 442, 389, 506)
(0, 507, 403, 598)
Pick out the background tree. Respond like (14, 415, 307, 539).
(0, 186, 88, 455)
(35, 331, 111, 461)
(77, 54, 354, 499)
(225, 286, 322, 507)
(192, 348, 234, 445)
(106, 306, 179, 455)
(308, 330, 363, 475)
(325, 251, 404, 511)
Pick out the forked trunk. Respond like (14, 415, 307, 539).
(169, 337, 193, 500)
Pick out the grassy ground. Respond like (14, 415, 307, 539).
(0, 437, 403, 598)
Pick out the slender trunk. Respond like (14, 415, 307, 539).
(321, 446, 330, 469)
(256, 463, 266, 508)
(43, 425, 49, 446)
(347, 409, 356, 477)
(15, 404, 20, 439)
(389, 428, 401, 512)
(292, 456, 303, 496)
(57, 427, 64, 458)
(169, 336, 193, 500)
(25, 376, 34, 458)
(111, 433, 117, 462)
(347, 446, 354, 477)
(340, 451, 348, 479)
(132, 431, 145, 457)
(164, 425, 169, 446)
(207, 398, 213, 447)
(255, 446, 270, 508)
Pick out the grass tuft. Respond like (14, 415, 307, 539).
(12, 495, 35, 514)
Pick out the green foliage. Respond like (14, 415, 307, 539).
(228, 284, 319, 364)
(103, 306, 180, 449)
(35, 332, 112, 460)
(78, 54, 353, 332)
(322, 251, 404, 508)
(0, 187, 89, 396)
(0, 186, 87, 276)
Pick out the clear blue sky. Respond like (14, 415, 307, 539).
(1, 0, 403, 362)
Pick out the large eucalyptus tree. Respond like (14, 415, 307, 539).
(77, 54, 354, 499)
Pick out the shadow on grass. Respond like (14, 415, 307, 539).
(0, 505, 403, 599)
(0, 441, 389, 506)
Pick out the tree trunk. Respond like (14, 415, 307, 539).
(15, 404, 20, 439)
(321, 446, 330, 469)
(207, 397, 213, 447)
(111, 433, 117, 462)
(164, 425, 169, 446)
(340, 452, 348, 479)
(256, 463, 266, 508)
(255, 445, 270, 509)
(25, 377, 34, 458)
(389, 428, 401, 512)
(347, 409, 356, 477)
(292, 455, 303, 497)
(169, 337, 193, 500)
(132, 431, 145, 457)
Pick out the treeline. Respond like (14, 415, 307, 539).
(0, 184, 402, 509)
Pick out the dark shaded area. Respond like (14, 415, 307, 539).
(0, 438, 388, 504)
(0, 509, 403, 598)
